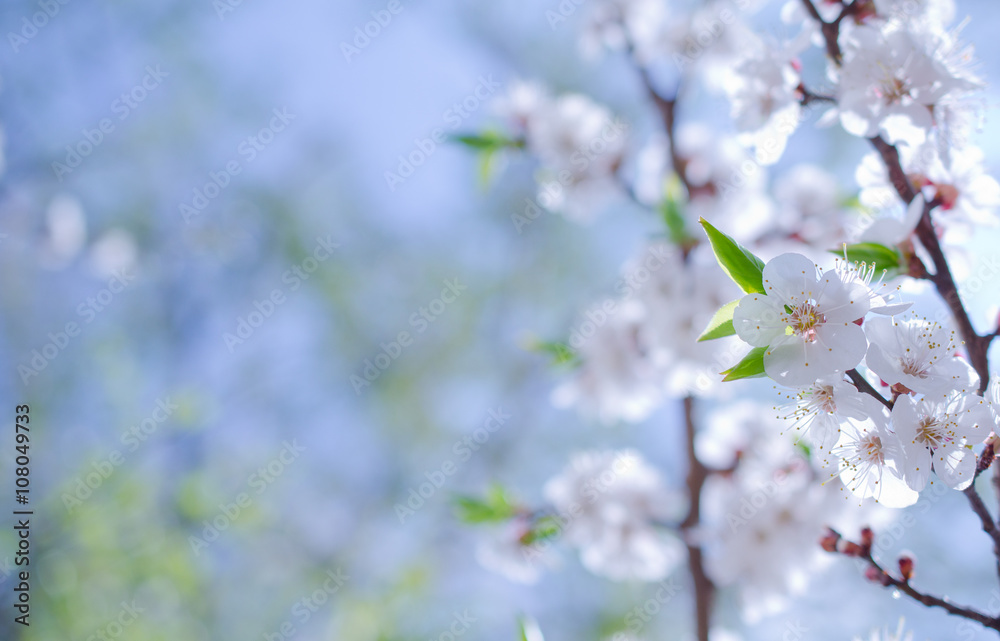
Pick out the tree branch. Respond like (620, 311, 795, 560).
(681, 396, 714, 641)
(868, 135, 993, 393)
(863, 551, 1000, 632)
(799, 0, 844, 64)
(963, 483, 1000, 584)
(846, 368, 893, 410)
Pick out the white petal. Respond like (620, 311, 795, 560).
(935, 446, 976, 490)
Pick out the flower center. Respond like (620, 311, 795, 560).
(861, 434, 885, 465)
(877, 76, 911, 105)
(786, 303, 825, 343)
(804, 385, 837, 414)
(915, 417, 949, 449)
(900, 355, 929, 378)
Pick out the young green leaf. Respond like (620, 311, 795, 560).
(524, 338, 580, 368)
(452, 483, 517, 524)
(659, 174, 691, 245)
(720, 346, 768, 381)
(519, 515, 562, 545)
(517, 616, 544, 641)
(699, 218, 766, 294)
(830, 242, 903, 275)
(697, 298, 740, 342)
(450, 130, 524, 151)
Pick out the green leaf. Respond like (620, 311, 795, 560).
(659, 174, 690, 245)
(525, 339, 579, 368)
(699, 218, 766, 294)
(519, 515, 562, 545)
(720, 346, 768, 382)
(697, 298, 740, 342)
(452, 483, 517, 524)
(517, 616, 544, 641)
(450, 130, 524, 151)
(830, 242, 904, 275)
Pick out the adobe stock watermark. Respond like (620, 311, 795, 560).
(340, 0, 404, 62)
(510, 116, 628, 234)
(61, 397, 179, 513)
(7, 0, 72, 53)
(384, 75, 502, 192)
(350, 278, 466, 394)
(521, 452, 642, 564)
(395, 407, 511, 524)
(19, 267, 137, 385)
(83, 600, 144, 641)
(213, 0, 246, 20)
(223, 235, 340, 353)
(52, 65, 169, 182)
(261, 567, 349, 641)
(725, 468, 791, 533)
(180, 107, 296, 223)
(427, 610, 478, 641)
(567, 243, 672, 349)
(188, 439, 305, 555)
(617, 577, 682, 635)
(545, 0, 588, 30)
(673, 0, 753, 70)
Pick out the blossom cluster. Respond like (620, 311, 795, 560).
(455, 0, 1000, 636)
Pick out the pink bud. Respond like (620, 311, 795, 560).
(819, 528, 840, 553)
(860, 527, 874, 554)
(898, 555, 915, 582)
(841, 541, 863, 557)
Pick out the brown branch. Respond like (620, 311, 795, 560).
(799, 0, 844, 64)
(681, 396, 713, 641)
(846, 368, 893, 410)
(964, 484, 1000, 584)
(868, 135, 993, 393)
(863, 551, 1000, 632)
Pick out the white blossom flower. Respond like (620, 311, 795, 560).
(776, 374, 870, 452)
(773, 164, 845, 247)
(723, 33, 805, 166)
(637, 243, 742, 397)
(856, 193, 924, 246)
(853, 618, 913, 641)
(831, 398, 918, 508)
(552, 300, 663, 424)
(988, 375, 1000, 425)
(724, 18, 818, 166)
(475, 521, 558, 584)
(909, 143, 1000, 228)
(496, 85, 627, 222)
(733, 253, 872, 386)
(579, 0, 675, 63)
(864, 315, 979, 397)
(544, 450, 684, 581)
(835, 23, 979, 144)
(892, 392, 992, 490)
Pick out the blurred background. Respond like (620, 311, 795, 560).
(2, 1, 1000, 640)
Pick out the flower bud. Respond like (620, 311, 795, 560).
(979, 434, 999, 475)
(841, 541, 863, 557)
(859, 527, 875, 554)
(819, 528, 840, 553)
(864, 566, 889, 585)
(898, 554, 915, 582)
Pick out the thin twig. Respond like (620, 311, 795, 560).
(863, 552, 1000, 631)
(846, 368, 893, 410)
(963, 483, 1000, 584)
(681, 396, 713, 641)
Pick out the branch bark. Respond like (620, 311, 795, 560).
(863, 551, 1000, 632)
(846, 368, 893, 410)
(681, 396, 714, 641)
